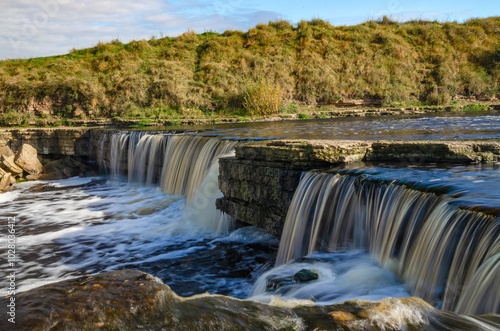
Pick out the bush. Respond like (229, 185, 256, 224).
(0, 111, 30, 126)
(243, 79, 284, 115)
(462, 104, 487, 112)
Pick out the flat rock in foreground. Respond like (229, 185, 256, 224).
(1, 270, 498, 330)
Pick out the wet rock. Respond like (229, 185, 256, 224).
(293, 269, 319, 283)
(3, 270, 305, 331)
(2, 270, 497, 331)
(14, 143, 43, 175)
(25, 174, 42, 181)
(224, 248, 243, 266)
(38, 156, 92, 180)
(1, 155, 23, 176)
(266, 276, 294, 291)
(266, 269, 319, 292)
(63, 167, 73, 177)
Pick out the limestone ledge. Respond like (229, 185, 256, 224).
(0, 127, 92, 156)
(217, 158, 303, 236)
(217, 139, 500, 237)
(236, 139, 500, 165)
(0, 128, 115, 184)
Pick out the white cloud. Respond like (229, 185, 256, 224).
(0, 0, 282, 59)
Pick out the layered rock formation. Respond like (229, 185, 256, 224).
(217, 139, 500, 236)
(0, 128, 113, 191)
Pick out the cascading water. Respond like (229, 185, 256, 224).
(1, 131, 281, 300)
(159, 135, 237, 200)
(273, 171, 499, 315)
(110, 133, 236, 193)
(108, 131, 238, 232)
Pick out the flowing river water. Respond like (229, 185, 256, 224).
(0, 113, 499, 327)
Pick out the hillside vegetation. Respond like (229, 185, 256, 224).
(1, 17, 499, 125)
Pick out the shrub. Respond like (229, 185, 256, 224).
(462, 104, 487, 112)
(0, 111, 30, 126)
(243, 79, 284, 115)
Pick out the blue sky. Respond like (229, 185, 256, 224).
(1, 0, 499, 59)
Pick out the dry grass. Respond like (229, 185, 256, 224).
(244, 78, 285, 115)
(0, 17, 499, 124)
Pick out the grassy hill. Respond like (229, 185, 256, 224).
(1, 17, 499, 125)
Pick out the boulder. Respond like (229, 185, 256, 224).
(0, 145, 14, 158)
(0, 172, 12, 191)
(42, 156, 89, 179)
(26, 174, 42, 181)
(1, 155, 23, 176)
(266, 269, 319, 291)
(14, 144, 43, 175)
(293, 269, 319, 283)
(63, 167, 73, 177)
(266, 276, 294, 291)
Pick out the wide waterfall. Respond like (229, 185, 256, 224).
(275, 171, 499, 315)
(106, 131, 238, 232)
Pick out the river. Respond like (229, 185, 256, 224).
(1, 113, 499, 328)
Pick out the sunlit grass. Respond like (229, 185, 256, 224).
(0, 17, 499, 126)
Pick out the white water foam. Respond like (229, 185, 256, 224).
(0, 177, 278, 298)
(249, 251, 410, 305)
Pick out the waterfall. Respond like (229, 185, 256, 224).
(276, 171, 499, 315)
(97, 134, 108, 173)
(128, 133, 167, 186)
(110, 133, 130, 178)
(108, 131, 237, 233)
(159, 135, 236, 200)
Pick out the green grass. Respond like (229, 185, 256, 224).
(0, 17, 499, 126)
(298, 113, 312, 119)
(462, 104, 488, 112)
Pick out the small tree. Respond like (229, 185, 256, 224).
(243, 79, 284, 116)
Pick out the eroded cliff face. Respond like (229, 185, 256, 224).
(0, 128, 115, 185)
(0, 128, 89, 156)
(217, 158, 303, 237)
(217, 139, 500, 237)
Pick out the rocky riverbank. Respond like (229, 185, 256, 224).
(0, 128, 111, 191)
(2, 269, 497, 330)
